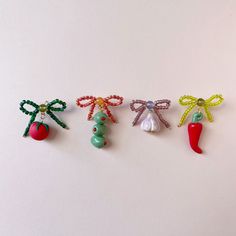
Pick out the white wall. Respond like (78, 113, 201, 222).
(0, 0, 236, 235)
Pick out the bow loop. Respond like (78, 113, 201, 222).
(154, 99, 171, 109)
(130, 100, 146, 112)
(47, 99, 67, 112)
(104, 95, 123, 106)
(179, 95, 197, 106)
(76, 96, 96, 108)
(205, 94, 224, 107)
(20, 100, 39, 116)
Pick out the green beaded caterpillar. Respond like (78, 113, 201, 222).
(91, 111, 108, 148)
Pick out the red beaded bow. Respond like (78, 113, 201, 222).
(76, 95, 123, 123)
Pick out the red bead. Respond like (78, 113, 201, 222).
(29, 122, 49, 141)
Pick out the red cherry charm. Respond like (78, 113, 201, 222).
(29, 122, 49, 141)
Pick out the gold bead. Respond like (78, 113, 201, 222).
(95, 97, 105, 107)
(39, 104, 47, 112)
(197, 98, 205, 106)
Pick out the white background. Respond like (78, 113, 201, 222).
(0, 0, 236, 235)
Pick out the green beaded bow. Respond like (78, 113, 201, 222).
(20, 99, 68, 137)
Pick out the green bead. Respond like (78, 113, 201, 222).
(192, 112, 203, 123)
(93, 124, 106, 136)
(91, 135, 107, 148)
(93, 111, 108, 124)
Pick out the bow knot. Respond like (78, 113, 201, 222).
(76, 95, 123, 123)
(130, 99, 171, 128)
(178, 94, 224, 126)
(20, 99, 68, 137)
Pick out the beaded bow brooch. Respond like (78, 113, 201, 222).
(20, 99, 68, 140)
(178, 94, 224, 154)
(76, 95, 123, 148)
(130, 99, 171, 132)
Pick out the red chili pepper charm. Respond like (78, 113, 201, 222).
(188, 122, 203, 154)
(178, 95, 224, 154)
(188, 112, 204, 154)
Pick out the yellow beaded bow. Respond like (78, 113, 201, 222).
(178, 94, 224, 127)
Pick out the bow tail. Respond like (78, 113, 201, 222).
(103, 106, 116, 123)
(23, 112, 37, 137)
(88, 103, 96, 120)
(153, 108, 170, 128)
(47, 110, 68, 129)
(132, 107, 146, 126)
(204, 105, 213, 122)
(178, 104, 196, 127)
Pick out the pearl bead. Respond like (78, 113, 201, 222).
(141, 111, 160, 132)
